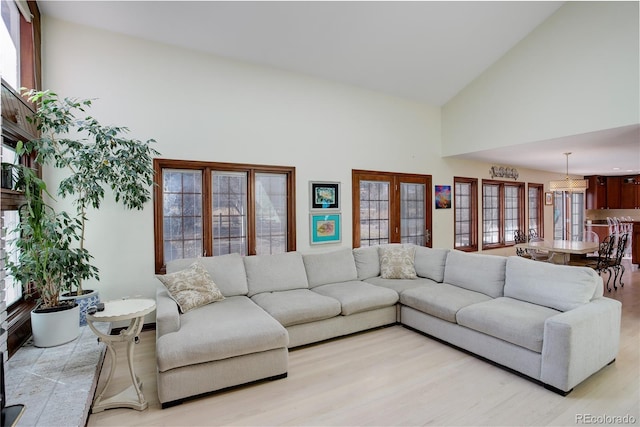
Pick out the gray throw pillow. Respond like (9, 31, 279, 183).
(379, 245, 417, 279)
(157, 262, 225, 313)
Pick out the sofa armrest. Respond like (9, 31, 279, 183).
(156, 285, 181, 338)
(541, 297, 621, 392)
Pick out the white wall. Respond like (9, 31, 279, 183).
(442, 1, 639, 155)
(42, 17, 563, 303)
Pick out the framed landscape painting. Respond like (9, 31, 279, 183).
(310, 181, 340, 210)
(310, 213, 341, 245)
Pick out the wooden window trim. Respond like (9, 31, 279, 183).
(481, 179, 525, 250)
(2, 1, 41, 358)
(352, 169, 432, 248)
(528, 183, 544, 238)
(453, 176, 478, 252)
(153, 159, 296, 274)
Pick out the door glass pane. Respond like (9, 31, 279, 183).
(400, 182, 425, 246)
(255, 173, 287, 255)
(455, 182, 471, 248)
(482, 184, 499, 244)
(504, 185, 519, 243)
(571, 193, 585, 241)
(212, 171, 247, 256)
(528, 187, 539, 236)
(162, 169, 203, 263)
(553, 192, 565, 240)
(359, 180, 390, 247)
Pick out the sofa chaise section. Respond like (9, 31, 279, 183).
(156, 254, 289, 406)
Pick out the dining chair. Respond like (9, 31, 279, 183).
(608, 233, 629, 291)
(606, 217, 619, 249)
(513, 229, 530, 258)
(569, 234, 615, 290)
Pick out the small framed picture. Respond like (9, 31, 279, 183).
(310, 213, 341, 245)
(310, 181, 340, 210)
(545, 192, 553, 205)
(435, 185, 451, 209)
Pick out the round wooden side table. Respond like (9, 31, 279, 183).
(86, 298, 156, 413)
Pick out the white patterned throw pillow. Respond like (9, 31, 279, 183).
(157, 262, 225, 313)
(379, 245, 417, 279)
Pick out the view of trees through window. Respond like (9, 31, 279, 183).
(154, 160, 295, 273)
(353, 170, 432, 248)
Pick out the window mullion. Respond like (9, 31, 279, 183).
(247, 169, 256, 255)
(203, 167, 212, 257)
(389, 177, 397, 241)
(499, 184, 505, 245)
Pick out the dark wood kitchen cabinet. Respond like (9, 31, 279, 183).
(620, 176, 640, 209)
(605, 176, 622, 209)
(586, 176, 607, 209)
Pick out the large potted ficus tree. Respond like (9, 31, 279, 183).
(16, 89, 159, 325)
(6, 165, 99, 347)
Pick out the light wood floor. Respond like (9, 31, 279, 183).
(88, 261, 640, 426)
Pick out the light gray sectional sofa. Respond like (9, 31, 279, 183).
(155, 245, 621, 407)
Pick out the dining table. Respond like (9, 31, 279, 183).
(514, 239, 600, 264)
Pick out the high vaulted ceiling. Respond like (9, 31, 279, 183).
(39, 1, 640, 176)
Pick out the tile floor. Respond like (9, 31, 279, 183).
(5, 323, 108, 426)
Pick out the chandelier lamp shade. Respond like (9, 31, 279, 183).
(549, 152, 589, 192)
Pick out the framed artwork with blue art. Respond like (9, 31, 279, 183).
(309, 181, 340, 210)
(310, 213, 341, 245)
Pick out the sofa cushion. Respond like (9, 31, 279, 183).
(353, 246, 380, 280)
(443, 250, 506, 298)
(456, 297, 560, 353)
(365, 276, 435, 293)
(166, 253, 248, 297)
(251, 289, 341, 327)
(413, 246, 449, 282)
(156, 262, 225, 313)
(312, 281, 399, 316)
(379, 245, 417, 279)
(504, 256, 602, 312)
(303, 248, 358, 288)
(245, 252, 309, 297)
(401, 282, 493, 323)
(156, 296, 288, 372)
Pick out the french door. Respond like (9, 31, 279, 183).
(352, 170, 432, 248)
(553, 191, 585, 241)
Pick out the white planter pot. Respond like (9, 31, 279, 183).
(61, 289, 100, 326)
(30, 304, 80, 348)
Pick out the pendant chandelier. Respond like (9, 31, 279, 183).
(549, 152, 589, 192)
